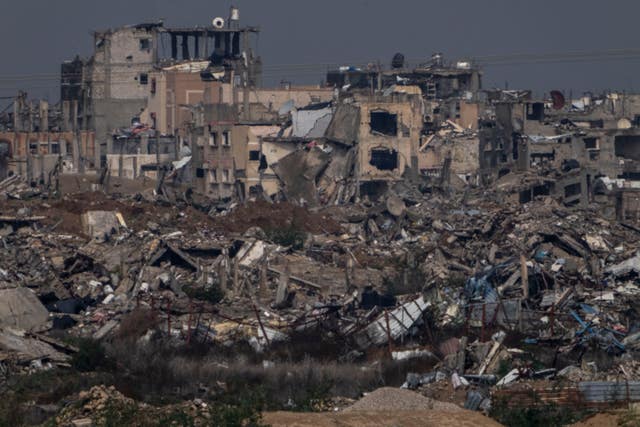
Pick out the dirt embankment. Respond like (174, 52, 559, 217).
(0, 193, 343, 237)
(263, 409, 502, 427)
(212, 200, 342, 235)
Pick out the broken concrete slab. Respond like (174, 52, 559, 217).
(0, 288, 49, 330)
(81, 211, 120, 241)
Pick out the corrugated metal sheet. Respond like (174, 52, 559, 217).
(579, 381, 640, 402)
(354, 297, 430, 348)
(493, 381, 640, 409)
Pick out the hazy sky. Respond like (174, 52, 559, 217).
(1, 0, 639, 102)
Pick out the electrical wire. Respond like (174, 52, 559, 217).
(1, 47, 640, 94)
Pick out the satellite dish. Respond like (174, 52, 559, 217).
(212, 17, 225, 29)
(550, 90, 565, 110)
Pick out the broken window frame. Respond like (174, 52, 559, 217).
(369, 148, 399, 171)
(139, 73, 149, 85)
(139, 38, 151, 51)
(564, 183, 582, 198)
(209, 132, 218, 147)
(584, 137, 599, 150)
(369, 110, 398, 137)
(222, 131, 231, 147)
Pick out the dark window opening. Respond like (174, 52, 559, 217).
(584, 137, 598, 150)
(526, 102, 544, 121)
(369, 149, 398, 170)
(634, 115, 640, 127)
(139, 73, 149, 85)
(249, 150, 260, 161)
(259, 155, 268, 171)
(51, 143, 60, 154)
(139, 39, 151, 50)
(150, 78, 156, 94)
(533, 183, 551, 196)
(370, 111, 398, 136)
(196, 168, 205, 178)
(619, 172, 640, 180)
(615, 135, 640, 161)
(360, 181, 389, 200)
(564, 183, 581, 198)
(531, 152, 556, 162)
(512, 136, 519, 160)
(519, 189, 532, 204)
(498, 168, 511, 178)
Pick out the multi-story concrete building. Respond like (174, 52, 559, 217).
(62, 11, 261, 167)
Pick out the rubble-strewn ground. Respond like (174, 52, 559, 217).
(3, 174, 640, 425)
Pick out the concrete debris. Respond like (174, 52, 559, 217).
(7, 16, 640, 421)
(0, 288, 49, 330)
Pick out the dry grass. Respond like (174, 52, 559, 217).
(106, 338, 386, 407)
(116, 308, 159, 340)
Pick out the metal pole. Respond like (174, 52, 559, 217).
(384, 310, 393, 356)
(253, 303, 270, 347)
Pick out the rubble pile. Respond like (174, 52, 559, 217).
(53, 385, 216, 426)
(1, 176, 640, 417)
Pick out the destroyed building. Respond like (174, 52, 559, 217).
(8, 10, 640, 425)
(0, 92, 95, 181)
(61, 10, 261, 168)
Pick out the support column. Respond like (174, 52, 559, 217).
(171, 34, 178, 59)
(181, 34, 190, 60)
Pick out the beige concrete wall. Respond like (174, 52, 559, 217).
(0, 131, 96, 175)
(147, 70, 224, 135)
(458, 101, 479, 130)
(106, 153, 172, 179)
(250, 87, 334, 112)
(356, 98, 422, 181)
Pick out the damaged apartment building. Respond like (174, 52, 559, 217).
(187, 81, 427, 202)
(0, 92, 95, 181)
(60, 7, 263, 179)
(475, 89, 640, 219)
(8, 9, 640, 225)
(186, 53, 486, 203)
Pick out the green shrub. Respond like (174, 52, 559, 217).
(265, 226, 306, 250)
(490, 395, 587, 427)
(208, 388, 267, 427)
(157, 410, 196, 427)
(184, 283, 225, 304)
(0, 393, 24, 427)
(72, 338, 108, 372)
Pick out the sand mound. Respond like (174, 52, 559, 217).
(344, 387, 461, 412)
